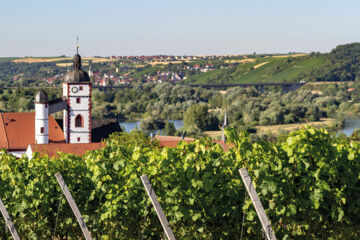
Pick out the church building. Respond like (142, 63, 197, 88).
(0, 50, 121, 158)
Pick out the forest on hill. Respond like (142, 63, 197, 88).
(303, 43, 360, 82)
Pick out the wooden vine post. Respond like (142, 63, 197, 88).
(0, 198, 20, 240)
(55, 172, 93, 240)
(140, 174, 176, 240)
(239, 168, 276, 240)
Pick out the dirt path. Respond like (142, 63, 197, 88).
(253, 62, 269, 69)
(272, 54, 308, 58)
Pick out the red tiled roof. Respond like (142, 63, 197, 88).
(29, 142, 105, 158)
(0, 113, 65, 150)
(0, 115, 8, 149)
(154, 135, 194, 142)
(154, 135, 193, 147)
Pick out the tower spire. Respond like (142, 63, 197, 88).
(223, 112, 228, 128)
(73, 36, 81, 69)
(76, 36, 79, 54)
(221, 111, 228, 143)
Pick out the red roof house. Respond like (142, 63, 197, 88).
(26, 142, 105, 159)
(0, 113, 65, 156)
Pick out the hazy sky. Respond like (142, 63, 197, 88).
(1, 0, 360, 57)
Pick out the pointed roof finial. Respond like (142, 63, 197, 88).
(76, 36, 79, 54)
(64, 37, 90, 83)
(223, 112, 228, 128)
(221, 111, 228, 143)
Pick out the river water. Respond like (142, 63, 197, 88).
(119, 120, 184, 133)
(340, 116, 360, 136)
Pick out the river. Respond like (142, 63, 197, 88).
(340, 116, 360, 136)
(119, 120, 184, 133)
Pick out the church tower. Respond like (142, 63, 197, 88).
(62, 44, 92, 143)
(35, 90, 49, 144)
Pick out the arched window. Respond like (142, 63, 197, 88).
(40, 127, 45, 133)
(75, 115, 83, 128)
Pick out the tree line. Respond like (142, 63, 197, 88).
(0, 82, 353, 137)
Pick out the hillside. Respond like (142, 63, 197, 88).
(183, 54, 326, 84)
(184, 42, 360, 85)
(2, 42, 360, 87)
(304, 42, 360, 82)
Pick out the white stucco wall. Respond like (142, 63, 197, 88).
(35, 103, 49, 144)
(68, 84, 91, 97)
(69, 97, 90, 110)
(63, 83, 68, 97)
(63, 83, 92, 143)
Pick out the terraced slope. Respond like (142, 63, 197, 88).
(184, 55, 326, 84)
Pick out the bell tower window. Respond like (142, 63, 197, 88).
(75, 115, 83, 128)
(76, 97, 81, 104)
(40, 127, 45, 134)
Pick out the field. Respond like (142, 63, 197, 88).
(12, 57, 119, 64)
(204, 118, 338, 138)
(271, 53, 308, 58)
(224, 58, 256, 64)
(56, 62, 89, 67)
(255, 118, 337, 135)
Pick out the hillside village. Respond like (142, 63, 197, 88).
(45, 55, 237, 86)
(3, 54, 269, 87)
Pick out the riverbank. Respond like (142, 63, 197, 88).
(255, 118, 338, 135)
(343, 103, 360, 116)
(121, 116, 356, 139)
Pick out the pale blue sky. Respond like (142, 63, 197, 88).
(1, 0, 359, 57)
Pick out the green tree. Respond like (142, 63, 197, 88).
(183, 104, 219, 131)
(140, 117, 165, 131)
(164, 121, 176, 136)
(350, 128, 360, 140)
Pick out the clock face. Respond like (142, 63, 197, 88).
(71, 87, 79, 93)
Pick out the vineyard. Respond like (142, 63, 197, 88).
(0, 127, 359, 239)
